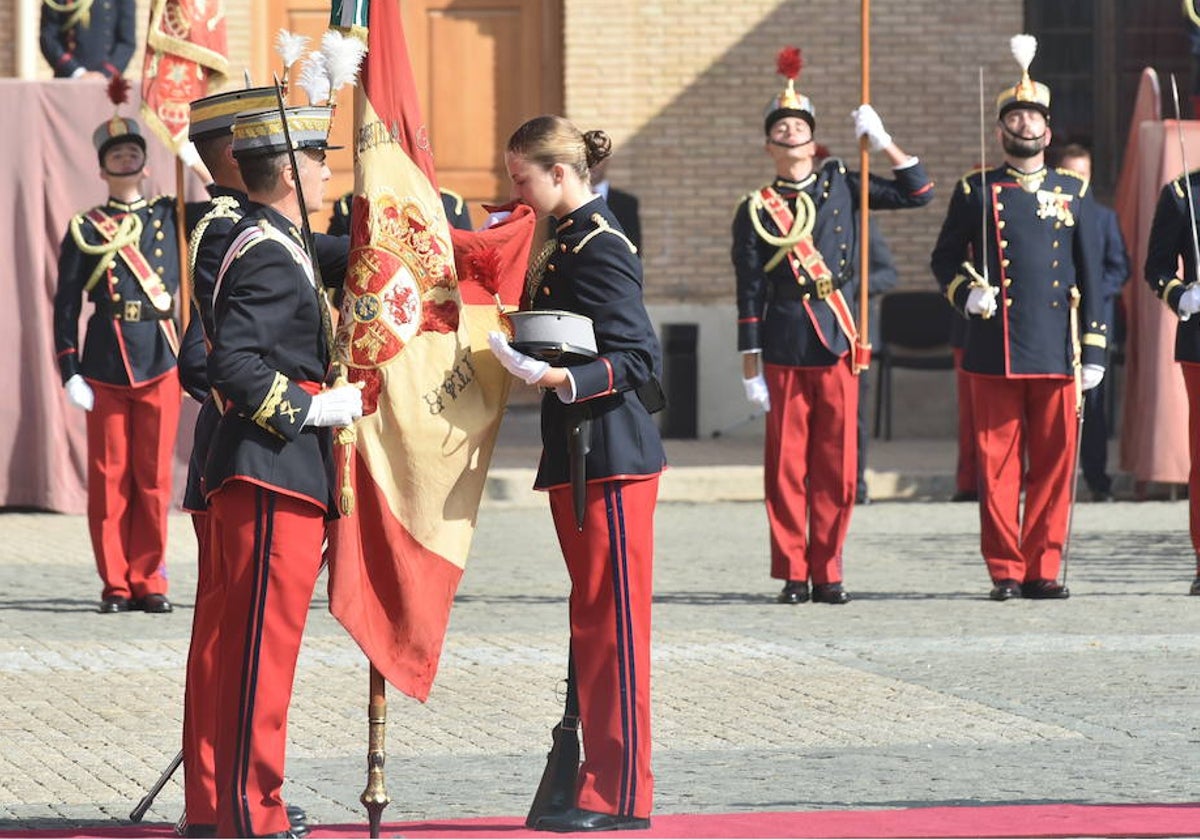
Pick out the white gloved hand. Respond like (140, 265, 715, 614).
(64, 374, 94, 412)
(852, 104, 892, 152)
(178, 140, 201, 169)
(303, 384, 363, 428)
(1179, 286, 1200, 321)
(1080, 364, 1105, 392)
(487, 330, 549, 385)
(966, 285, 998, 318)
(742, 375, 771, 413)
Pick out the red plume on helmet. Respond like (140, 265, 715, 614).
(764, 45, 815, 134)
(776, 46, 802, 82)
(106, 73, 132, 109)
(93, 72, 145, 163)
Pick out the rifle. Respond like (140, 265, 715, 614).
(525, 652, 580, 827)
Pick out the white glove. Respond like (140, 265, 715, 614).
(1081, 364, 1105, 392)
(487, 330, 549, 385)
(178, 140, 201, 169)
(852, 104, 892, 153)
(742, 375, 771, 413)
(1179, 286, 1200, 321)
(64, 374, 94, 412)
(303, 384, 363, 428)
(966, 285, 998, 318)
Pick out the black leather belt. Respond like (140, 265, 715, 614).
(96, 298, 174, 322)
(769, 273, 850, 302)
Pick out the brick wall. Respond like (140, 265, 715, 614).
(564, 0, 1025, 302)
(0, 3, 12, 76)
(5, 2, 1035, 302)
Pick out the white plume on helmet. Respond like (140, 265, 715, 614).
(1010, 34, 1037, 73)
(321, 30, 367, 103)
(296, 51, 331, 105)
(274, 29, 310, 72)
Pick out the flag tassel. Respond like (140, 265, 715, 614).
(338, 425, 357, 516)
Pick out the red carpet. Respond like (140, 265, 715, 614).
(4, 804, 1199, 838)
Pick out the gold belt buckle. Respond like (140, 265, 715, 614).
(814, 276, 833, 300)
(123, 301, 142, 322)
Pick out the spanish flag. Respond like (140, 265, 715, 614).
(139, 0, 229, 151)
(326, 0, 535, 702)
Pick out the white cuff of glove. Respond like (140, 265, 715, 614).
(554, 370, 578, 404)
(178, 140, 202, 169)
(487, 330, 550, 385)
(64, 374, 94, 412)
(966, 286, 997, 318)
(852, 104, 892, 153)
(303, 385, 364, 428)
(742, 375, 771, 413)
(1179, 286, 1200, 321)
(1080, 364, 1105, 392)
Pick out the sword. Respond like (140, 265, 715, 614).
(1170, 74, 1200, 290)
(979, 64, 988, 285)
(129, 749, 183, 822)
(272, 76, 323, 288)
(1061, 288, 1085, 588)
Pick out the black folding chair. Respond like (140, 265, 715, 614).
(873, 290, 956, 440)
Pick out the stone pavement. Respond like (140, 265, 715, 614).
(1, 421, 1199, 834)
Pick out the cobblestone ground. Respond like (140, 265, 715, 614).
(0, 500, 1197, 832)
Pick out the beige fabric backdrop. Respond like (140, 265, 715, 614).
(1, 78, 207, 513)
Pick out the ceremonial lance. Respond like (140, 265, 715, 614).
(854, 0, 872, 373)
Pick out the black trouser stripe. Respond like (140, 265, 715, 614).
(605, 482, 637, 815)
(233, 488, 275, 836)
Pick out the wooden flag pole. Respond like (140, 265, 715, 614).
(362, 664, 390, 838)
(855, 0, 872, 373)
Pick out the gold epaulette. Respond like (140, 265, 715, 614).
(188, 196, 244, 283)
(1054, 167, 1090, 197)
(440, 187, 465, 214)
(821, 157, 847, 176)
(68, 211, 92, 245)
(573, 213, 638, 256)
(959, 167, 988, 195)
(1170, 171, 1200, 200)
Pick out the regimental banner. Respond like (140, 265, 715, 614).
(331, 0, 370, 34)
(140, 0, 229, 152)
(326, 0, 535, 702)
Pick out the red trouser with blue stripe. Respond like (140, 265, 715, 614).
(549, 476, 658, 819)
(208, 481, 324, 838)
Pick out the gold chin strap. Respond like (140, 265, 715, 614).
(748, 190, 816, 272)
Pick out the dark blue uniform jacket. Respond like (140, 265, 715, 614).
(733, 157, 934, 367)
(530, 196, 666, 491)
(204, 205, 337, 514)
(931, 165, 1107, 376)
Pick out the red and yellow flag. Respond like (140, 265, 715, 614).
(140, 0, 229, 151)
(327, 0, 535, 702)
